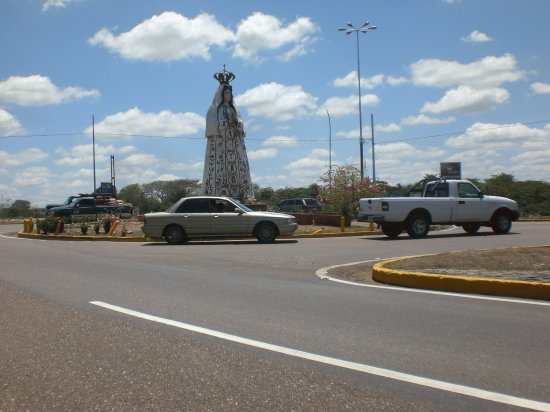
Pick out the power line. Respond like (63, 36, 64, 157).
(1, 119, 549, 145)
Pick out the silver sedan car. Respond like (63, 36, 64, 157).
(142, 196, 298, 244)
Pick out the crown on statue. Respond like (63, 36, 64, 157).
(213, 65, 235, 84)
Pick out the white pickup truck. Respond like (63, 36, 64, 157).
(358, 178, 520, 238)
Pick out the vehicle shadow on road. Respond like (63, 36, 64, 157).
(360, 231, 520, 241)
(141, 239, 299, 246)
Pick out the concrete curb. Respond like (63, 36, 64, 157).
(372, 253, 550, 301)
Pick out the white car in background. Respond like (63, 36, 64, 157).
(142, 196, 298, 244)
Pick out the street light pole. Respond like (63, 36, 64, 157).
(338, 21, 376, 180)
(326, 108, 332, 187)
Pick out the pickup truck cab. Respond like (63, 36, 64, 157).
(359, 178, 520, 238)
(49, 197, 133, 218)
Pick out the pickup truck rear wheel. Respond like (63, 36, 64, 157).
(491, 211, 512, 234)
(381, 224, 402, 239)
(164, 225, 187, 244)
(406, 214, 430, 238)
(462, 223, 481, 234)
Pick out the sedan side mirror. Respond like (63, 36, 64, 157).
(234, 208, 244, 215)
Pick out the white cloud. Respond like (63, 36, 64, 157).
(362, 142, 447, 185)
(0, 148, 48, 168)
(401, 114, 455, 125)
(285, 153, 331, 171)
(155, 174, 183, 181)
(376, 123, 401, 133)
(89, 12, 234, 62)
(421, 85, 509, 114)
(233, 12, 318, 62)
(118, 153, 160, 167)
(89, 11, 318, 63)
(531, 82, 550, 95)
(376, 142, 446, 160)
(42, 0, 74, 12)
(334, 72, 385, 89)
(54, 143, 116, 166)
(84, 107, 204, 138)
(248, 148, 279, 160)
(0, 109, 25, 136)
(446, 122, 550, 149)
(236, 83, 317, 121)
(13, 167, 51, 187)
(283, 157, 331, 185)
(262, 136, 299, 147)
(0, 75, 99, 106)
(387, 76, 409, 86)
(309, 148, 331, 158)
(411, 54, 525, 88)
(461, 30, 493, 43)
(172, 161, 203, 171)
(318, 94, 380, 117)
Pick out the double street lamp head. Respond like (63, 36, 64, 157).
(338, 21, 377, 35)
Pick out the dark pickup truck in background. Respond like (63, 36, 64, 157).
(48, 196, 133, 218)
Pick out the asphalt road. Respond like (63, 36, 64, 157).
(1, 222, 549, 411)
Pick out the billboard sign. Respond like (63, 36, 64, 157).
(440, 162, 461, 179)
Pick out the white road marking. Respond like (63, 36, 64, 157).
(316, 260, 550, 307)
(0, 234, 21, 239)
(90, 300, 550, 411)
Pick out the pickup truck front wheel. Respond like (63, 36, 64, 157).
(491, 211, 512, 234)
(406, 214, 430, 238)
(381, 224, 402, 239)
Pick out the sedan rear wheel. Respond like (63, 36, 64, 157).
(164, 225, 187, 244)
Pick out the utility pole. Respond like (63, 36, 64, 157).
(371, 113, 376, 183)
(92, 115, 96, 194)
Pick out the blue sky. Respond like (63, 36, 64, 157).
(1, 0, 549, 207)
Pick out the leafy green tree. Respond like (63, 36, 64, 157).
(482, 173, 516, 198)
(0, 199, 32, 218)
(119, 184, 146, 206)
(118, 184, 160, 213)
(142, 179, 200, 210)
(256, 186, 275, 204)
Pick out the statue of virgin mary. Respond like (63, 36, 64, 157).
(201, 72, 254, 201)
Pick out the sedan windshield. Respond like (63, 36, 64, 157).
(230, 198, 252, 212)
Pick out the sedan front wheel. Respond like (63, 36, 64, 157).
(255, 222, 277, 243)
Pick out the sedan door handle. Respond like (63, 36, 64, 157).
(458, 201, 465, 204)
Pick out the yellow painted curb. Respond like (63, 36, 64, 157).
(372, 252, 550, 301)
